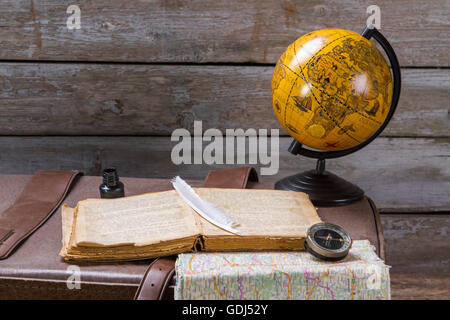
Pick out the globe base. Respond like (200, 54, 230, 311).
(274, 169, 364, 207)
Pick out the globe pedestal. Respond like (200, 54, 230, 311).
(274, 140, 365, 206)
(274, 160, 364, 207)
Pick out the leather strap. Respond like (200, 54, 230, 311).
(203, 167, 258, 188)
(135, 167, 258, 300)
(0, 170, 81, 259)
(134, 256, 177, 300)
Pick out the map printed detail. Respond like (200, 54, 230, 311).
(175, 240, 390, 300)
(271, 28, 393, 151)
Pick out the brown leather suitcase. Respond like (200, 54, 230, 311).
(0, 170, 384, 299)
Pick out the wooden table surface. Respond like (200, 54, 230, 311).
(391, 273, 450, 300)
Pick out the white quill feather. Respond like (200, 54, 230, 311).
(171, 176, 242, 236)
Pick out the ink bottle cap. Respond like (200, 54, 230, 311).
(99, 168, 125, 199)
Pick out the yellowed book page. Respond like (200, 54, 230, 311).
(194, 189, 321, 237)
(71, 190, 200, 247)
(60, 204, 75, 256)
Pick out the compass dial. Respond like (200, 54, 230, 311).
(305, 223, 352, 261)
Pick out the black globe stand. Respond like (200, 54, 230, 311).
(274, 140, 364, 206)
(274, 26, 401, 206)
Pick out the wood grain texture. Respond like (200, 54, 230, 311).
(382, 214, 450, 274)
(0, 0, 448, 66)
(0, 278, 136, 300)
(385, 213, 450, 299)
(1, 273, 448, 300)
(0, 136, 447, 212)
(390, 273, 450, 300)
(0, 63, 448, 137)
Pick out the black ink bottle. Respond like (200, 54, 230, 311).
(99, 168, 125, 199)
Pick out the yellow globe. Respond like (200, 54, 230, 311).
(271, 28, 393, 151)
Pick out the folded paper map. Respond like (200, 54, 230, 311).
(60, 188, 321, 262)
(175, 240, 390, 300)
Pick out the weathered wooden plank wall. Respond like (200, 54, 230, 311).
(0, 136, 448, 212)
(382, 214, 450, 274)
(0, 1, 448, 213)
(0, 65, 447, 137)
(0, 0, 448, 66)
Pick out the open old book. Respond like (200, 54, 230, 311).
(60, 188, 321, 262)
